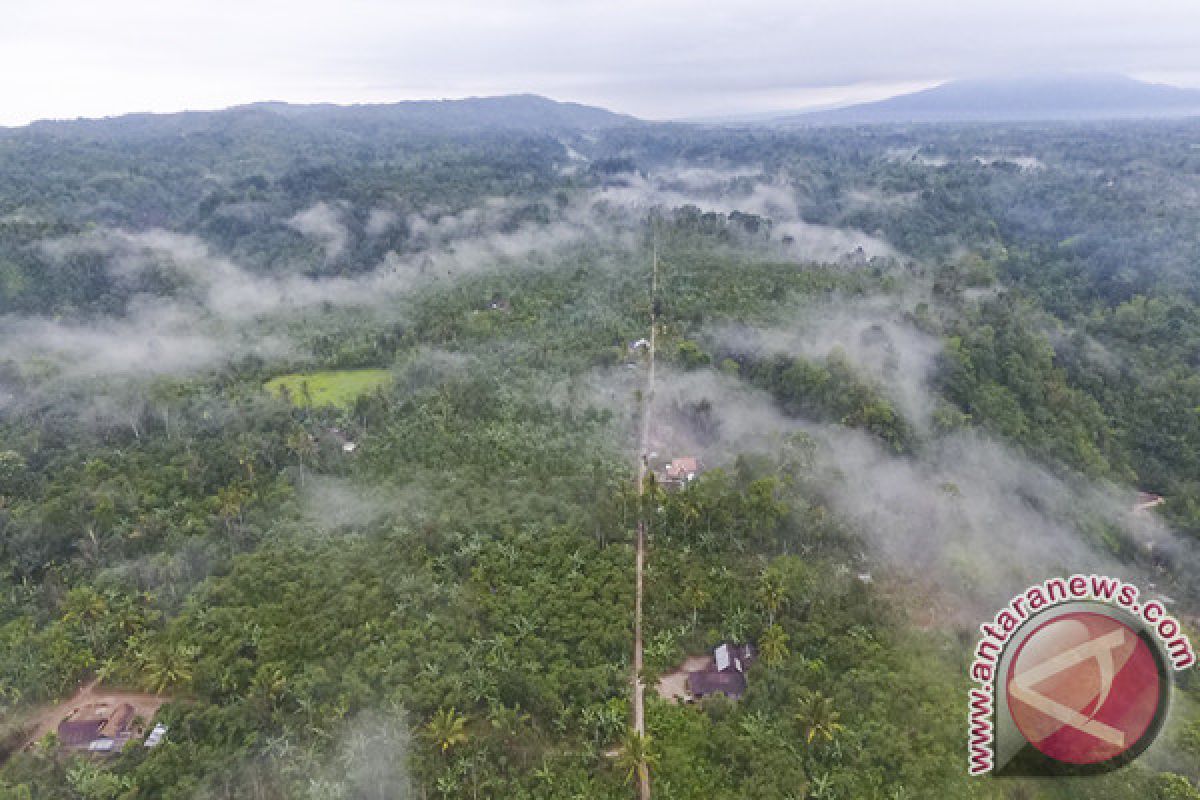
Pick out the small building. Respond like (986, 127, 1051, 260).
(57, 703, 139, 752)
(144, 723, 169, 748)
(662, 457, 701, 489)
(99, 703, 134, 739)
(687, 670, 746, 700)
(686, 642, 756, 701)
(57, 717, 105, 749)
(1134, 492, 1165, 512)
(325, 427, 358, 454)
(629, 338, 650, 353)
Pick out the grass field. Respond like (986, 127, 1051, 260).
(265, 368, 392, 409)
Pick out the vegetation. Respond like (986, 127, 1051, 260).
(265, 369, 393, 409)
(0, 106, 1196, 798)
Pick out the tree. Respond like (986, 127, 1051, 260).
(286, 429, 319, 485)
(424, 708, 468, 755)
(759, 623, 790, 668)
(1149, 774, 1200, 800)
(138, 640, 197, 693)
(683, 584, 711, 629)
(795, 690, 844, 747)
(615, 731, 659, 788)
(755, 569, 787, 625)
(0, 451, 25, 494)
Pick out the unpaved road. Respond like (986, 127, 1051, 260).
(631, 239, 659, 800)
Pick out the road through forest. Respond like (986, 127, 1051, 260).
(631, 239, 658, 800)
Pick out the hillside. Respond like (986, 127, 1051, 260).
(0, 93, 639, 141)
(774, 74, 1200, 124)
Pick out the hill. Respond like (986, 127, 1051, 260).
(0, 93, 638, 141)
(774, 74, 1200, 125)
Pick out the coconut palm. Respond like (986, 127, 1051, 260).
(424, 708, 469, 755)
(795, 690, 844, 746)
(615, 731, 659, 787)
(139, 641, 197, 693)
(683, 584, 710, 629)
(759, 623, 790, 668)
(755, 569, 787, 625)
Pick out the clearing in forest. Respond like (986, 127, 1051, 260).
(20, 680, 169, 752)
(265, 368, 392, 409)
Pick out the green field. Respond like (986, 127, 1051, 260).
(264, 368, 392, 408)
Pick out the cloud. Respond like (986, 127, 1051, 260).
(805, 426, 1174, 615)
(287, 202, 349, 260)
(4, 0, 1200, 123)
(3, 204, 628, 383)
(593, 168, 895, 261)
(708, 297, 943, 428)
(0, 299, 293, 379)
(299, 476, 434, 535)
(617, 350, 1191, 622)
(365, 208, 399, 237)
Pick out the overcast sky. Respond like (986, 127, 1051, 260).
(3, 0, 1200, 126)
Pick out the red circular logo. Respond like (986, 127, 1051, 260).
(1005, 611, 1162, 765)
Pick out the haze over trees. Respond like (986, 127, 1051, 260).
(0, 94, 1196, 798)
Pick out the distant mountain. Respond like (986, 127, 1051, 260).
(773, 75, 1200, 125)
(2, 94, 638, 140)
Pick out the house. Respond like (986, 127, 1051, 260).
(629, 338, 650, 353)
(99, 703, 134, 739)
(687, 670, 747, 699)
(57, 703, 139, 752)
(325, 427, 358, 454)
(1134, 491, 1165, 512)
(661, 457, 701, 488)
(686, 642, 756, 701)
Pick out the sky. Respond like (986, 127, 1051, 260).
(3, 0, 1200, 126)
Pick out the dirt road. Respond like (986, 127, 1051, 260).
(631, 238, 658, 800)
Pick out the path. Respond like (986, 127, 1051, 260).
(631, 236, 658, 800)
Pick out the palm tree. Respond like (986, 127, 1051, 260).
(759, 623, 790, 668)
(615, 731, 659, 788)
(488, 702, 530, 743)
(139, 641, 197, 693)
(215, 484, 250, 533)
(286, 429, 318, 485)
(683, 584, 710, 629)
(755, 569, 787, 625)
(425, 708, 469, 755)
(795, 690, 844, 746)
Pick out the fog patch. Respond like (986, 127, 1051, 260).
(300, 476, 431, 534)
(709, 298, 943, 428)
(13, 208, 630, 383)
(592, 168, 895, 262)
(365, 208, 399, 237)
(623, 362, 1191, 619)
(843, 187, 919, 211)
(0, 299, 293, 379)
(253, 709, 414, 800)
(974, 154, 1045, 171)
(288, 202, 349, 259)
(805, 427, 1177, 614)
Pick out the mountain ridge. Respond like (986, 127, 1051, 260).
(0, 93, 640, 139)
(769, 75, 1200, 125)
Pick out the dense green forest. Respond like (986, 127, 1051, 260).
(0, 102, 1197, 798)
